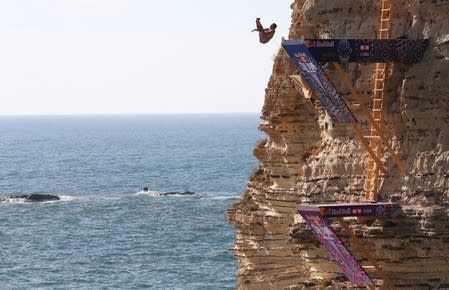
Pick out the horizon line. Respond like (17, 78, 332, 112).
(0, 112, 261, 117)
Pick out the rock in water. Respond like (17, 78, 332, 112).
(26, 194, 60, 202)
(7, 194, 60, 202)
(160, 191, 195, 196)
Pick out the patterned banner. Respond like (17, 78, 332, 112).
(302, 38, 429, 63)
(282, 40, 357, 124)
(298, 202, 400, 218)
(299, 210, 374, 286)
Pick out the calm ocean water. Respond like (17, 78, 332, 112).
(0, 114, 263, 289)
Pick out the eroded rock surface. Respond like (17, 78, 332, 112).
(228, 0, 449, 289)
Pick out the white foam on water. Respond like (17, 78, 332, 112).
(208, 195, 241, 200)
(1, 197, 27, 204)
(58, 195, 76, 202)
(135, 190, 162, 197)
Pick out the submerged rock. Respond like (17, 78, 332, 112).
(160, 191, 195, 196)
(141, 187, 195, 196)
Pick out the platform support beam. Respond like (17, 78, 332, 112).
(334, 64, 405, 171)
(338, 217, 398, 290)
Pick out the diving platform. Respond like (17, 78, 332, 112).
(281, 38, 428, 124)
(293, 38, 429, 63)
(298, 203, 400, 287)
(298, 202, 400, 218)
(282, 39, 357, 124)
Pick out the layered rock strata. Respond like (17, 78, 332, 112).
(228, 0, 449, 289)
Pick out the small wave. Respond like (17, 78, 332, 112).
(1, 197, 27, 204)
(58, 195, 76, 202)
(135, 190, 162, 197)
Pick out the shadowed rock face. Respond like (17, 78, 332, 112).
(3, 194, 60, 202)
(228, 0, 449, 289)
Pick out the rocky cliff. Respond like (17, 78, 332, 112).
(228, 0, 449, 289)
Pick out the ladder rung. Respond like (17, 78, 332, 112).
(372, 109, 382, 112)
(380, 29, 389, 31)
(364, 136, 381, 139)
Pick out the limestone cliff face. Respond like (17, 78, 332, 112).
(228, 0, 449, 289)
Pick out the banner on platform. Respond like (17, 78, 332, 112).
(282, 41, 357, 124)
(303, 38, 429, 63)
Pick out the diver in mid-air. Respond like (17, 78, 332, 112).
(252, 18, 277, 44)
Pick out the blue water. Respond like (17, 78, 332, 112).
(0, 114, 262, 289)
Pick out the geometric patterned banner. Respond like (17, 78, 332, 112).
(303, 38, 429, 63)
(282, 40, 357, 124)
(298, 202, 400, 218)
(297, 203, 400, 286)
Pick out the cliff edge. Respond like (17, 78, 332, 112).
(228, 0, 449, 289)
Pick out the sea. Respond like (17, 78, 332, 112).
(0, 114, 263, 289)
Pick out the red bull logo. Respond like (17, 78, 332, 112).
(294, 52, 309, 63)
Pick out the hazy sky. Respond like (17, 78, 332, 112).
(0, 0, 292, 115)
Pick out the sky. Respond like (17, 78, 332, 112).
(0, 0, 292, 115)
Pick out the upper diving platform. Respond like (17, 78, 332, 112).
(283, 38, 429, 63)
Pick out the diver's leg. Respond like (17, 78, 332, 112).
(256, 18, 264, 32)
